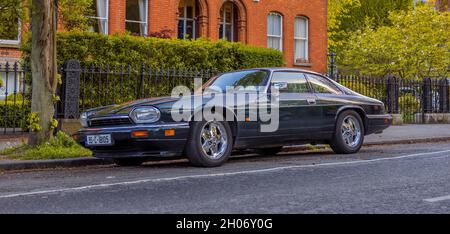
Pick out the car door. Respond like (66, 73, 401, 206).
(263, 71, 321, 138)
(305, 73, 344, 135)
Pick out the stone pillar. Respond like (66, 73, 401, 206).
(60, 60, 81, 135)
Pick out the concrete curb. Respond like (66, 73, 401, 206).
(1, 137, 450, 171)
(363, 137, 450, 146)
(0, 157, 113, 171)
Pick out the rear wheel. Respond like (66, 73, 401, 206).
(254, 147, 283, 156)
(113, 158, 145, 167)
(185, 120, 233, 167)
(330, 110, 364, 154)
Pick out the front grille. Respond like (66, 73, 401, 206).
(89, 117, 133, 127)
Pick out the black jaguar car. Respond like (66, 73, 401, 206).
(74, 68, 392, 167)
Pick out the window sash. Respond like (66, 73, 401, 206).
(125, 0, 148, 36)
(295, 38, 308, 61)
(0, 20, 21, 45)
(87, 0, 109, 34)
(294, 17, 308, 61)
(220, 3, 234, 41)
(178, 2, 197, 39)
(267, 13, 282, 51)
(294, 17, 308, 38)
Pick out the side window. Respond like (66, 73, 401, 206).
(271, 72, 310, 93)
(306, 74, 342, 94)
(206, 70, 270, 92)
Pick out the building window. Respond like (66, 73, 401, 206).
(126, 0, 148, 36)
(178, 0, 197, 39)
(267, 12, 282, 51)
(88, 0, 109, 35)
(0, 6, 21, 45)
(219, 2, 236, 42)
(294, 17, 308, 63)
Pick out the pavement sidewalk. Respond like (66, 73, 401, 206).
(364, 124, 450, 145)
(1, 124, 450, 171)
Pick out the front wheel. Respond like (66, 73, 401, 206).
(330, 110, 364, 154)
(185, 120, 233, 167)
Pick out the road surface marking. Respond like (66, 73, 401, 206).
(423, 195, 450, 203)
(1, 149, 450, 199)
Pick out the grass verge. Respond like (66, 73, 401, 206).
(0, 132, 92, 160)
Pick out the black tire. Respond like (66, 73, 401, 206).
(254, 146, 283, 155)
(330, 110, 365, 154)
(185, 120, 233, 167)
(113, 158, 145, 167)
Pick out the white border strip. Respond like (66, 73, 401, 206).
(423, 195, 450, 203)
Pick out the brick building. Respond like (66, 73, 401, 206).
(0, 0, 328, 97)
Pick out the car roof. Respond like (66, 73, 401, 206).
(232, 67, 327, 77)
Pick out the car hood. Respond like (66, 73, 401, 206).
(89, 92, 263, 118)
(92, 96, 181, 117)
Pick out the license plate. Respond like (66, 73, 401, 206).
(86, 134, 113, 146)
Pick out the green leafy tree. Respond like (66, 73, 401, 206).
(1, 0, 94, 145)
(58, 0, 94, 31)
(340, 5, 450, 79)
(328, 0, 361, 51)
(328, 0, 413, 53)
(0, 0, 24, 40)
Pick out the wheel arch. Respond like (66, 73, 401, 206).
(188, 106, 239, 138)
(336, 106, 367, 133)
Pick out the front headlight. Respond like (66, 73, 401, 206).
(80, 112, 89, 127)
(80, 110, 98, 127)
(130, 106, 161, 124)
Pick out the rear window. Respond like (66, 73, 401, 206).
(306, 74, 343, 94)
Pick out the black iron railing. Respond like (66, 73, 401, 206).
(336, 75, 450, 123)
(76, 64, 215, 113)
(0, 61, 31, 134)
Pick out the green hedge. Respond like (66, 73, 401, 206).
(22, 32, 285, 70)
(0, 101, 31, 129)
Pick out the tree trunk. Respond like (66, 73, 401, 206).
(29, 0, 58, 146)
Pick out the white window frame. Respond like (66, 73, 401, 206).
(125, 0, 149, 37)
(87, 0, 109, 35)
(0, 20, 21, 46)
(178, 0, 197, 39)
(219, 2, 235, 41)
(267, 12, 283, 51)
(294, 16, 309, 63)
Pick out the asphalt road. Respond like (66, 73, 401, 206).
(0, 142, 449, 213)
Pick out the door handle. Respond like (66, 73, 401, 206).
(307, 98, 316, 105)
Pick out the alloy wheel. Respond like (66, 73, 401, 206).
(341, 115, 362, 148)
(200, 121, 229, 159)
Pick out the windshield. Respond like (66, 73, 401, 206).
(202, 70, 270, 93)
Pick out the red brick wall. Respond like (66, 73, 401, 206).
(0, 47, 22, 60)
(109, 0, 126, 34)
(141, 0, 328, 73)
(1, 0, 328, 73)
(241, 0, 328, 72)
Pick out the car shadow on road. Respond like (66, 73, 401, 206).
(137, 148, 337, 169)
